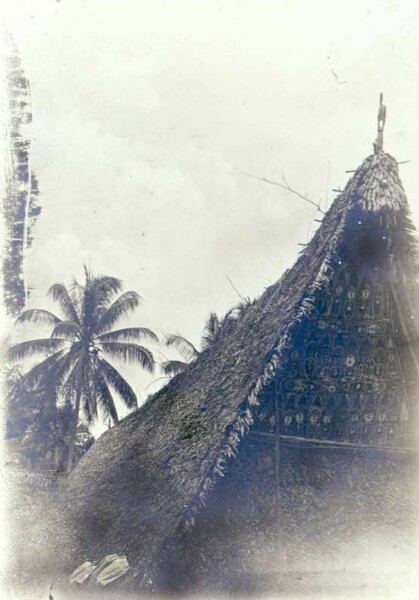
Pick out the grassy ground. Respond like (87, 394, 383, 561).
(3, 462, 67, 595)
(3, 570, 419, 600)
(2, 459, 418, 600)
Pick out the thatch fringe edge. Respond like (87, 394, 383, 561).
(140, 180, 355, 588)
(176, 177, 354, 533)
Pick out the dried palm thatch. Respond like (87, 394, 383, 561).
(61, 150, 418, 590)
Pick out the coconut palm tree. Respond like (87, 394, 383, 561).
(8, 268, 158, 472)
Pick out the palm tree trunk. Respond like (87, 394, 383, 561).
(65, 387, 81, 474)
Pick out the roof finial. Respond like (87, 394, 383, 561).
(373, 92, 386, 153)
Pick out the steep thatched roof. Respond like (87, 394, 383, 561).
(62, 151, 417, 583)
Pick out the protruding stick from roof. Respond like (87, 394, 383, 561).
(374, 92, 386, 153)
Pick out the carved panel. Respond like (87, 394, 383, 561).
(256, 251, 416, 448)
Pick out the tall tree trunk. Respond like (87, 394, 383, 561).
(65, 388, 81, 474)
(2, 31, 41, 315)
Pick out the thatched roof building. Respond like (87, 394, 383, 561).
(62, 105, 418, 593)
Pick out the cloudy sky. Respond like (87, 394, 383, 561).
(1, 0, 418, 423)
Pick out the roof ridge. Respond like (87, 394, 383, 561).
(346, 152, 407, 212)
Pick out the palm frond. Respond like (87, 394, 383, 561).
(8, 338, 68, 363)
(48, 283, 81, 325)
(51, 320, 81, 340)
(63, 358, 82, 409)
(82, 396, 95, 424)
(51, 346, 83, 390)
(18, 348, 82, 413)
(201, 312, 221, 350)
(8, 350, 77, 416)
(95, 327, 158, 344)
(94, 368, 119, 424)
(99, 342, 154, 373)
(15, 309, 61, 328)
(165, 334, 199, 362)
(95, 291, 142, 335)
(161, 360, 190, 376)
(69, 277, 84, 311)
(91, 275, 122, 308)
(81, 271, 123, 333)
(98, 357, 137, 409)
(17, 348, 69, 391)
(81, 359, 98, 423)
